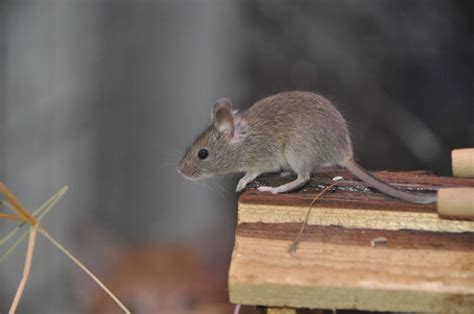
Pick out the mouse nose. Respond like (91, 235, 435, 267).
(177, 161, 187, 176)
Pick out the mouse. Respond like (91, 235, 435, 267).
(178, 91, 436, 204)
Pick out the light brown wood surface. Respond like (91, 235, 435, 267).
(238, 201, 474, 232)
(229, 230, 474, 312)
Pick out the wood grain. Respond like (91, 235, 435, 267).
(236, 223, 474, 252)
(229, 235, 474, 312)
(238, 202, 474, 233)
(242, 170, 474, 210)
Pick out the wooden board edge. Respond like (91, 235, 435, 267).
(238, 203, 474, 233)
(228, 282, 474, 313)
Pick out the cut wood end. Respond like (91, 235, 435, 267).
(452, 148, 474, 178)
(266, 307, 297, 314)
(437, 188, 474, 219)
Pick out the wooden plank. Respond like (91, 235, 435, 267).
(229, 229, 474, 312)
(241, 170, 474, 208)
(236, 223, 474, 251)
(238, 202, 474, 233)
(238, 171, 474, 233)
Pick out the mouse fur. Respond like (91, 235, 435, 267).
(178, 91, 436, 204)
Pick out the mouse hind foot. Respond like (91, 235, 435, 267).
(258, 174, 310, 194)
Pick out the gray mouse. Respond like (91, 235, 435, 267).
(178, 91, 436, 204)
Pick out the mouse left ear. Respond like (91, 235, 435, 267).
(211, 98, 233, 120)
(212, 100, 235, 140)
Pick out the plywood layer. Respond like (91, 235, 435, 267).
(239, 171, 474, 232)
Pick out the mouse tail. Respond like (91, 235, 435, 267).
(343, 159, 437, 204)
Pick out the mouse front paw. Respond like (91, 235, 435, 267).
(236, 172, 260, 192)
(235, 183, 246, 192)
(236, 180, 251, 192)
(257, 186, 280, 194)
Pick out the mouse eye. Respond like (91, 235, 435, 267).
(198, 149, 209, 160)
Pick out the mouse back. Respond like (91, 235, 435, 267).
(242, 91, 353, 167)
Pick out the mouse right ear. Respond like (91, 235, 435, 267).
(211, 98, 233, 121)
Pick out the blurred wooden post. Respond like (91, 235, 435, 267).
(452, 148, 474, 177)
(228, 169, 474, 313)
(437, 188, 474, 219)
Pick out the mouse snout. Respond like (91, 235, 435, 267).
(177, 160, 187, 176)
(178, 160, 199, 180)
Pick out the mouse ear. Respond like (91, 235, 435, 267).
(211, 98, 233, 120)
(212, 101, 235, 140)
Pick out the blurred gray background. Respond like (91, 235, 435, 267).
(0, 0, 472, 313)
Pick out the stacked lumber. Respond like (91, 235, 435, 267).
(228, 170, 474, 313)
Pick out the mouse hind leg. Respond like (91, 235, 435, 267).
(257, 150, 312, 194)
